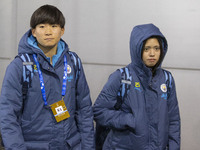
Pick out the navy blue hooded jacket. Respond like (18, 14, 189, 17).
(0, 30, 95, 150)
(93, 24, 180, 150)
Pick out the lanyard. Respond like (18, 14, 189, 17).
(33, 54, 68, 106)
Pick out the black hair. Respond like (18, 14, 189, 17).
(30, 5, 65, 29)
(142, 36, 164, 74)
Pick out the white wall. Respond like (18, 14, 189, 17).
(0, 0, 200, 149)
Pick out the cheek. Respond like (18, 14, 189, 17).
(142, 53, 147, 61)
(32, 31, 43, 39)
(157, 52, 161, 59)
(54, 32, 62, 39)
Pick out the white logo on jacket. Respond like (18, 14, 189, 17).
(160, 84, 167, 93)
(67, 65, 71, 74)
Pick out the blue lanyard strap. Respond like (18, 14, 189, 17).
(62, 55, 68, 97)
(33, 54, 68, 106)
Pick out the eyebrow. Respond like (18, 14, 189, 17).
(144, 45, 160, 48)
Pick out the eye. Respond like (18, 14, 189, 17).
(155, 47, 160, 51)
(39, 25, 45, 28)
(52, 24, 58, 28)
(144, 47, 149, 51)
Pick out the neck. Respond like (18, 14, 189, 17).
(38, 45, 58, 64)
(43, 48, 57, 58)
(45, 50, 56, 65)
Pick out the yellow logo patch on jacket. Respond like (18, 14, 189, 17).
(135, 82, 140, 88)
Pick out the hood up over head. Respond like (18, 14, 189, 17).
(129, 23, 168, 71)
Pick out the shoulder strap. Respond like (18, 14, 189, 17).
(114, 67, 132, 110)
(163, 70, 172, 99)
(19, 52, 81, 99)
(68, 51, 81, 83)
(95, 67, 132, 150)
(18, 54, 34, 100)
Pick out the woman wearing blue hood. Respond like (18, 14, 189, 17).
(93, 24, 180, 150)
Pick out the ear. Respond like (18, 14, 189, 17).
(61, 28, 65, 36)
(31, 29, 36, 37)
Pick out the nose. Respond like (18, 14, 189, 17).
(45, 26, 52, 35)
(149, 49, 155, 56)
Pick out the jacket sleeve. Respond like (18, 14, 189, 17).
(75, 58, 95, 150)
(167, 76, 181, 150)
(93, 70, 135, 130)
(0, 59, 27, 150)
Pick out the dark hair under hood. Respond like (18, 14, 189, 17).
(129, 23, 168, 74)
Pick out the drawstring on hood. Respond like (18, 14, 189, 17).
(129, 24, 168, 75)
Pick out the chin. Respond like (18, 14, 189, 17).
(147, 64, 155, 68)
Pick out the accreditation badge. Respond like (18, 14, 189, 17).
(50, 99, 70, 122)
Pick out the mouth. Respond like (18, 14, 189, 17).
(44, 38, 54, 41)
(148, 59, 156, 62)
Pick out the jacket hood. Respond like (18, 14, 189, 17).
(18, 29, 69, 55)
(129, 23, 168, 70)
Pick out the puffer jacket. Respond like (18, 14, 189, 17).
(0, 30, 95, 150)
(93, 24, 180, 150)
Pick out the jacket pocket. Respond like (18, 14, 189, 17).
(66, 130, 81, 149)
(112, 130, 147, 150)
(25, 141, 49, 150)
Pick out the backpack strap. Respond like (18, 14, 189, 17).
(95, 67, 132, 150)
(18, 52, 81, 100)
(163, 70, 172, 99)
(18, 54, 34, 100)
(68, 51, 81, 84)
(114, 67, 132, 110)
